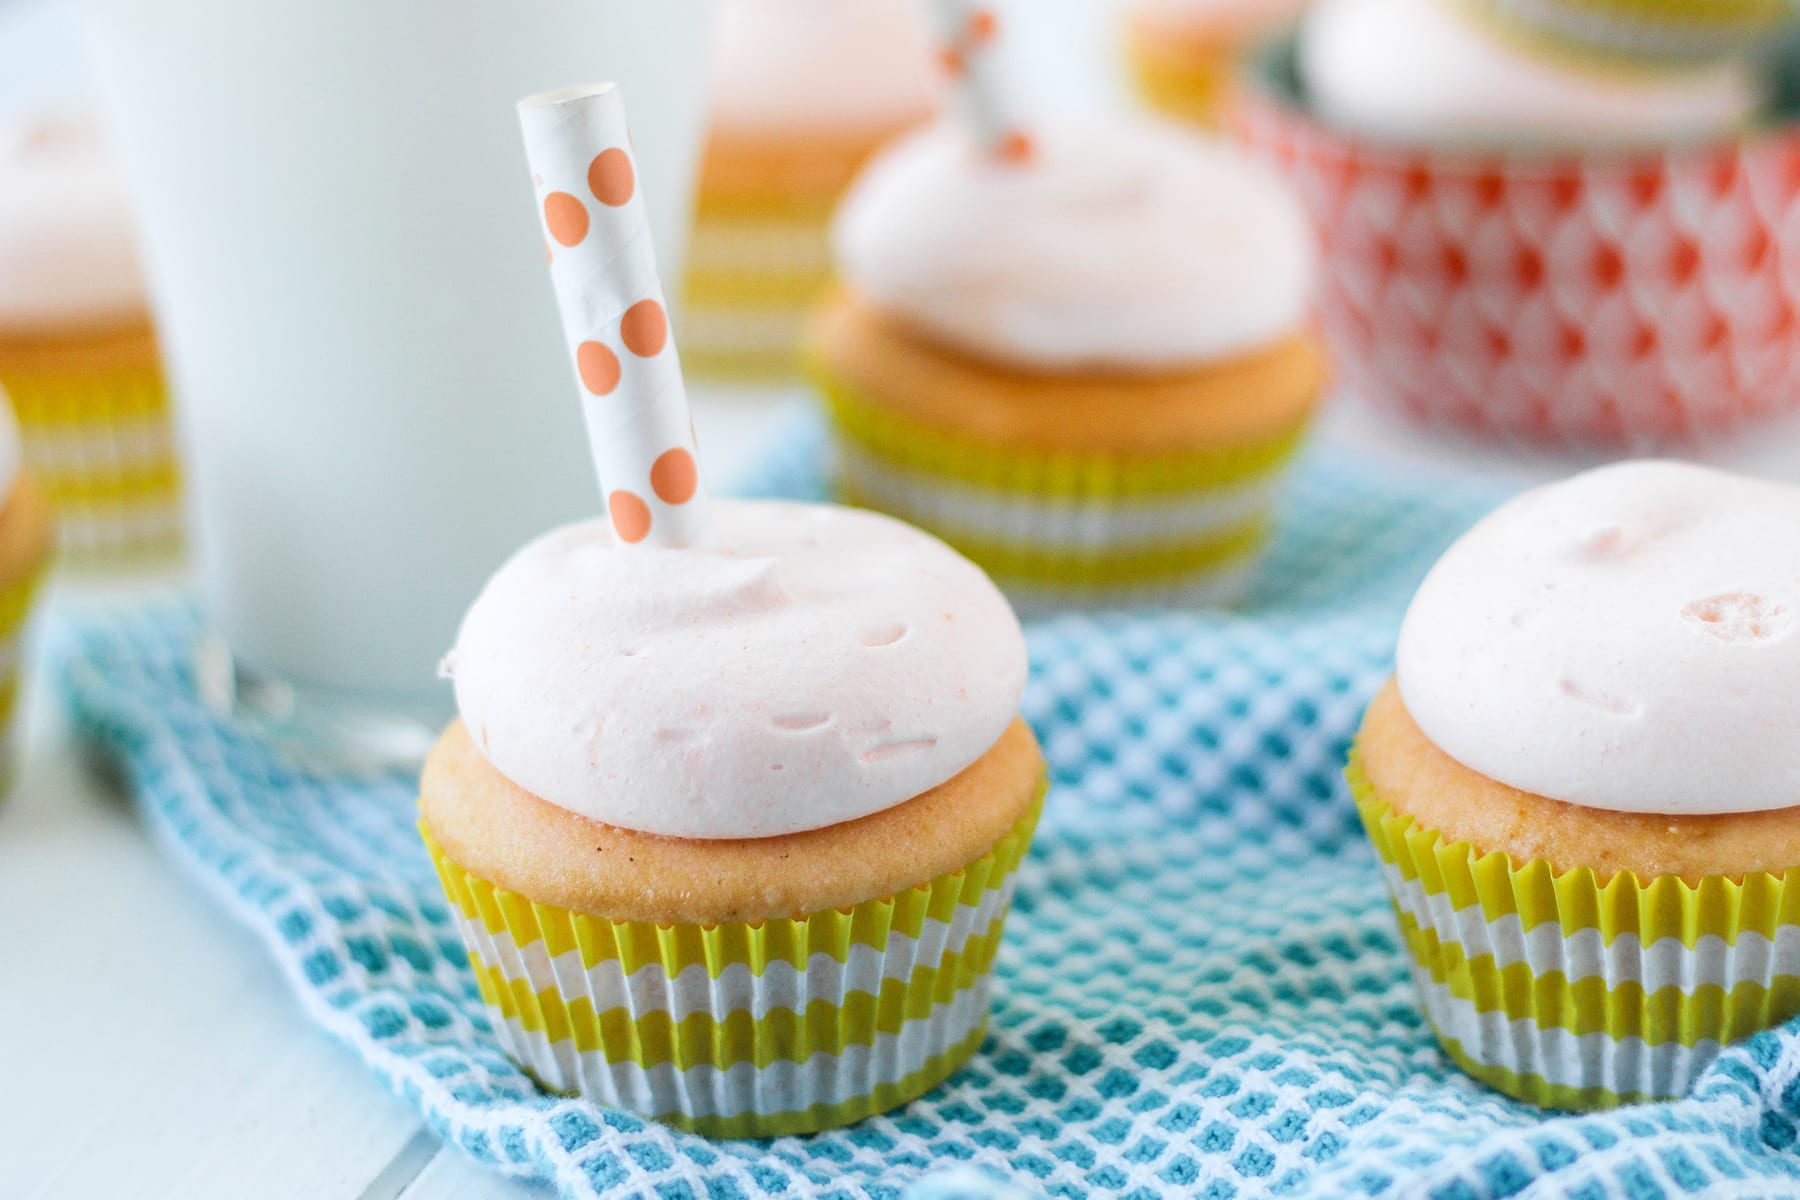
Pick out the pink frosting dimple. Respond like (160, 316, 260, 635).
(709, 0, 940, 139)
(447, 499, 1029, 840)
(833, 118, 1317, 371)
(0, 111, 148, 334)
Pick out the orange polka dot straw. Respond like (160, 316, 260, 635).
(517, 83, 707, 549)
(927, 0, 1033, 163)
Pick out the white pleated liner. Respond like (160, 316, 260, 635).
(452, 870, 1020, 1123)
(1382, 862, 1800, 1101)
(840, 442, 1283, 553)
(494, 979, 994, 1120)
(1410, 967, 1723, 1101)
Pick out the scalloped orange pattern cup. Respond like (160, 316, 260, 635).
(1230, 47, 1800, 448)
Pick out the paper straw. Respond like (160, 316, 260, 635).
(926, 0, 1033, 162)
(517, 83, 707, 548)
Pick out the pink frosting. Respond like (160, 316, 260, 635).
(709, 0, 940, 138)
(0, 111, 147, 335)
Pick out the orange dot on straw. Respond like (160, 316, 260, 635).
(576, 341, 621, 395)
(610, 490, 652, 543)
(939, 47, 966, 75)
(620, 299, 668, 357)
(997, 131, 1036, 164)
(651, 447, 698, 505)
(969, 9, 998, 40)
(588, 147, 635, 207)
(544, 192, 589, 246)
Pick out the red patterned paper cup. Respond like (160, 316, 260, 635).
(1230, 49, 1800, 448)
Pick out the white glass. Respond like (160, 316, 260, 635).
(78, 0, 716, 759)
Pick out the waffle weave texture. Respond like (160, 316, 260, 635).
(53, 412, 1800, 1198)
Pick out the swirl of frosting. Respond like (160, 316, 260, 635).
(1300, 0, 1762, 148)
(1397, 462, 1800, 816)
(0, 111, 148, 335)
(832, 119, 1317, 372)
(710, 0, 938, 138)
(447, 499, 1029, 839)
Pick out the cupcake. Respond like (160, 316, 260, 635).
(0, 388, 57, 797)
(1454, 0, 1793, 68)
(423, 499, 1044, 1133)
(679, 0, 939, 382)
(0, 112, 183, 566)
(1232, 0, 1800, 448)
(1351, 460, 1800, 1109)
(1125, 0, 1311, 126)
(807, 118, 1327, 611)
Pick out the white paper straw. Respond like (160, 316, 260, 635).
(926, 0, 1033, 162)
(517, 83, 707, 548)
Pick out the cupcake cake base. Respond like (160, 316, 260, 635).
(422, 716, 1046, 1136)
(1352, 681, 1800, 1110)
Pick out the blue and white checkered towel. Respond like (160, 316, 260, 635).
(53, 414, 1800, 1198)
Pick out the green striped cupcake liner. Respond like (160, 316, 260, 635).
(423, 790, 1042, 1137)
(1350, 752, 1800, 1110)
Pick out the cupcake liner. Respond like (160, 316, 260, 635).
(1231, 65, 1800, 449)
(0, 362, 183, 564)
(682, 211, 833, 381)
(1349, 753, 1800, 1110)
(0, 546, 47, 800)
(1453, 0, 1790, 67)
(423, 792, 1042, 1137)
(817, 368, 1304, 606)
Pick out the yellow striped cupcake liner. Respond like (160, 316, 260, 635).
(1451, 0, 1791, 68)
(423, 790, 1043, 1137)
(0, 546, 46, 801)
(1349, 752, 1800, 1110)
(682, 206, 835, 383)
(816, 369, 1307, 609)
(0, 364, 183, 566)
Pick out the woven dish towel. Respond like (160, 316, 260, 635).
(54, 413, 1800, 1199)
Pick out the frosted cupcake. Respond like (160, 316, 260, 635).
(1125, 0, 1311, 126)
(680, 0, 938, 381)
(1352, 461, 1800, 1109)
(424, 500, 1044, 1133)
(1232, 0, 1800, 447)
(0, 389, 56, 798)
(808, 118, 1327, 610)
(1453, 0, 1793, 68)
(0, 112, 182, 565)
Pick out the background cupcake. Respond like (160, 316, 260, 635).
(679, 0, 939, 382)
(1353, 461, 1800, 1109)
(1125, 0, 1311, 126)
(0, 111, 182, 566)
(1233, 0, 1800, 449)
(809, 116, 1326, 611)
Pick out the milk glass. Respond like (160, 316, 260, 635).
(78, 0, 716, 760)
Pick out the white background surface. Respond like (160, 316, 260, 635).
(6, 0, 1800, 1197)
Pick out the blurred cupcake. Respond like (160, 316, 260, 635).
(680, 0, 939, 381)
(1456, 0, 1793, 68)
(0, 112, 183, 566)
(1233, 0, 1800, 448)
(0, 388, 56, 798)
(807, 118, 1327, 611)
(424, 500, 1045, 1134)
(1352, 461, 1800, 1109)
(1125, 0, 1310, 126)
